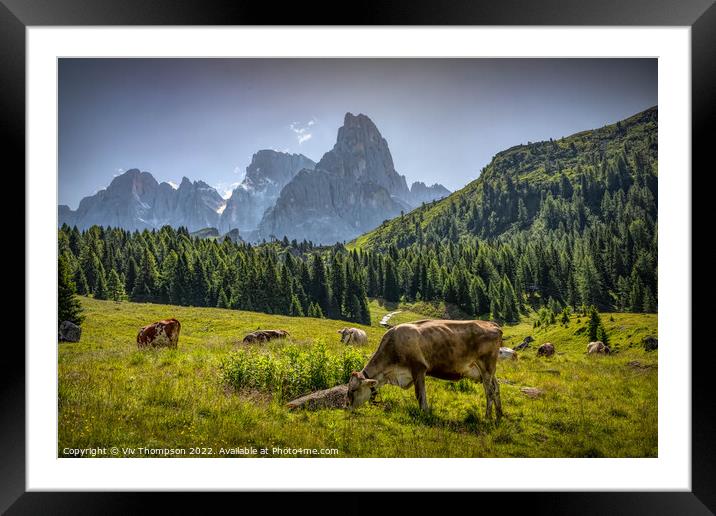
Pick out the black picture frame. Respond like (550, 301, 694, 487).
(4, 0, 713, 513)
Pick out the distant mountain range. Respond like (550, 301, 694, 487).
(59, 113, 450, 243)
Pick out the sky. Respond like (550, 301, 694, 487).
(59, 58, 657, 209)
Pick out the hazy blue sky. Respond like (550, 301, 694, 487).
(59, 58, 657, 208)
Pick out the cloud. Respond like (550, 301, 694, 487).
(289, 118, 317, 145)
(167, 181, 178, 190)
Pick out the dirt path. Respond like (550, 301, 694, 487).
(379, 310, 402, 328)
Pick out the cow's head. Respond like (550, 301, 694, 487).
(347, 371, 377, 409)
(338, 328, 350, 344)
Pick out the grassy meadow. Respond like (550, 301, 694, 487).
(59, 297, 657, 458)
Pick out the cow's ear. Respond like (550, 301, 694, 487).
(365, 379, 378, 387)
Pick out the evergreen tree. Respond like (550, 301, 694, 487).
(309, 255, 331, 314)
(94, 268, 109, 300)
(588, 305, 602, 341)
(289, 294, 304, 316)
(216, 288, 230, 308)
(307, 302, 324, 318)
(106, 269, 126, 302)
(596, 324, 609, 345)
(58, 255, 84, 326)
(73, 266, 90, 296)
(131, 246, 159, 302)
(125, 256, 139, 295)
(383, 257, 400, 302)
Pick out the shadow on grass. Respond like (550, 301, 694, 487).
(405, 404, 500, 435)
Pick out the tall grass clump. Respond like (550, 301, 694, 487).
(220, 341, 367, 400)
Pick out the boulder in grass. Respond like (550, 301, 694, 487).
(59, 320, 81, 342)
(520, 387, 544, 398)
(642, 336, 658, 352)
(286, 384, 349, 411)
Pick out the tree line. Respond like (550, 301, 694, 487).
(58, 225, 372, 325)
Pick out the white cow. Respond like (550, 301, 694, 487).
(338, 327, 368, 345)
(498, 346, 518, 361)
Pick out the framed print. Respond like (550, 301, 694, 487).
(4, 0, 713, 513)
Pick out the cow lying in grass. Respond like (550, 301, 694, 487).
(348, 319, 504, 421)
(242, 329, 290, 344)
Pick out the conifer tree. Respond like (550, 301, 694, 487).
(106, 269, 126, 302)
(131, 246, 159, 302)
(74, 266, 90, 296)
(216, 288, 230, 309)
(310, 255, 331, 314)
(588, 305, 602, 341)
(58, 255, 84, 327)
(94, 268, 109, 300)
(383, 256, 400, 302)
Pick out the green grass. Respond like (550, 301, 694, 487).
(59, 297, 657, 458)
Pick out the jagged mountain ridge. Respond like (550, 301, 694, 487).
(257, 113, 450, 244)
(59, 170, 226, 232)
(59, 114, 450, 240)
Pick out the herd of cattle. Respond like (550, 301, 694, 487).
(135, 319, 371, 350)
(133, 317, 614, 419)
(134, 318, 611, 359)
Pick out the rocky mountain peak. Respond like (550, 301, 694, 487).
(318, 112, 409, 199)
(244, 150, 315, 189)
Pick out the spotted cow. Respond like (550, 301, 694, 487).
(137, 319, 181, 349)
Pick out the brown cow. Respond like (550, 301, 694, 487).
(347, 319, 503, 421)
(536, 342, 555, 357)
(137, 319, 181, 349)
(242, 329, 290, 344)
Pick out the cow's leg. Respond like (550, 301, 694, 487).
(481, 358, 502, 422)
(492, 376, 503, 421)
(413, 367, 428, 412)
(481, 373, 494, 420)
(478, 360, 498, 420)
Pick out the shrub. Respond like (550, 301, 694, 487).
(220, 341, 367, 400)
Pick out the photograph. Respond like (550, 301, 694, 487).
(56, 57, 659, 459)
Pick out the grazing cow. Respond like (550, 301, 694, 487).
(587, 341, 610, 354)
(514, 336, 534, 351)
(137, 319, 181, 349)
(347, 319, 503, 421)
(338, 327, 368, 346)
(242, 329, 290, 344)
(536, 342, 555, 357)
(498, 346, 518, 361)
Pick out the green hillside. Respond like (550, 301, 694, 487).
(352, 106, 657, 249)
(343, 107, 657, 320)
(59, 297, 657, 458)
